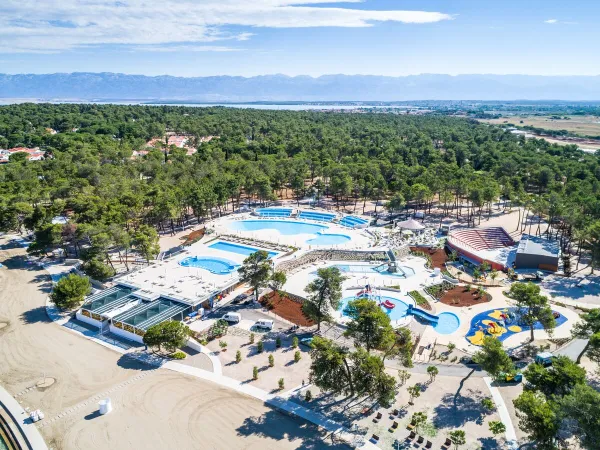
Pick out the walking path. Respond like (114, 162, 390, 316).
(483, 377, 518, 449)
(0, 384, 49, 450)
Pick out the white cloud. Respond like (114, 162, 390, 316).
(0, 0, 452, 53)
(544, 19, 558, 24)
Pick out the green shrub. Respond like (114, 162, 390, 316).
(236, 350, 242, 363)
(278, 378, 285, 389)
(268, 354, 275, 367)
(253, 366, 258, 380)
(257, 340, 264, 353)
(292, 336, 299, 348)
(294, 351, 301, 362)
(50, 273, 91, 309)
(408, 290, 430, 308)
(219, 340, 228, 350)
(305, 390, 312, 401)
(171, 351, 186, 360)
(249, 333, 255, 344)
(276, 337, 282, 348)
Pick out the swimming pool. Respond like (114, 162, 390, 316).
(433, 312, 461, 335)
(332, 264, 414, 278)
(179, 256, 239, 274)
(306, 233, 351, 246)
(255, 207, 292, 218)
(339, 295, 410, 321)
(209, 241, 278, 258)
(228, 219, 327, 236)
(298, 211, 336, 222)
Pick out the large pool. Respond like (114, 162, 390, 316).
(306, 233, 351, 246)
(209, 240, 278, 258)
(339, 295, 410, 321)
(256, 207, 292, 218)
(179, 256, 239, 274)
(229, 219, 327, 236)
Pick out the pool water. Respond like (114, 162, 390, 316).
(339, 295, 410, 321)
(433, 312, 460, 335)
(332, 264, 413, 278)
(229, 219, 327, 236)
(209, 241, 278, 258)
(306, 233, 351, 246)
(179, 256, 239, 274)
(298, 211, 336, 222)
(340, 215, 369, 228)
(256, 207, 292, 217)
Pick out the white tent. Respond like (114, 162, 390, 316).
(396, 218, 425, 231)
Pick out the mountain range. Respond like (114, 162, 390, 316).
(1, 73, 600, 102)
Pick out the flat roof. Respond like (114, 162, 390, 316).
(82, 285, 136, 313)
(112, 298, 188, 331)
(517, 235, 560, 258)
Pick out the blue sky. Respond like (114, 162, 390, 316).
(0, 0, 598, 77)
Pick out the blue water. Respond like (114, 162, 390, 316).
(209, 241, 278, 258)
(51, 271, 72, 283)
(298, 211, 336, 222)
(340, 216, 369, 228)
(332, 264, 413, 278)
(339, 295, 410, 321)
(179, 256, 239, 274)
(433, 313, 461, 335)
(306, 233, 351, 246)
(256, 207, 292, 218)
(228, 219, 327, 236)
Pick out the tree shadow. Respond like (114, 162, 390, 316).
(20, 306, 52, 324)
(235, 408, 350, 449)
(116, 353, 163, 371)
(478, 437, 503, 449)
(432, 388, 487, 428)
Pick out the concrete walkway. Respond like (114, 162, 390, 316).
(483, 377, 518, 450)
(0, 384, 49, 450)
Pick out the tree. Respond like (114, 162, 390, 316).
(523, 355, 586, 398)
(513, 391, 559, 449)
(143, 321, 190, 353)
(449, 430, 466, 449)
(472, 336, 514, 379)
(268, 354, 275, 367)
(481, 397, 496, 412)
(411, 412, 427, 434)
(571, 308, 600, 363)
(344, 297, 394, 351)
(509, 282, 556, 342)
(303, 267, 345, 331)
(278, 378, 285, 390)
(309, 336, 355, 396)
(257, 340, 264, 353)
(132, 225, 160, 263)
(81, 258, 115, 281)
(294, 350, 301, 362)
(292, 336, 299, 348)
(386, 192, 405, 215)
(489, 420, 506, 436)
(382, 327, 413, 367)
(558, 384, 600, 449)
(236, 350, 242, 363)
(238, 250, 272, 302)
(270, 270, 286, 292)
(407, 384, 421, 404)
(50, 273, 91, 309)
(253, 366, 258, 380)
(398, 369, 411, 386)
(427, 365, 439, 382)
(350, 347, 397, 407)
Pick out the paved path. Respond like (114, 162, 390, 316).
(386, 360, 484, 378)
(555, 338, 587, 361)
(483, 377, 518, 450)
(0, 384, 49, 450)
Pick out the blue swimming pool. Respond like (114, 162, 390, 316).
(433, 312, 461, 335)
(340, 215, 369, 228)
(209, 241, 278, 258)
(179, 256, 239, 274)
(332, 264, 414, 278)
(228, 219, 327, 236)
(306, 233, 351, 246)
(298, 211, 336, 222)
(340, 295, 410, 321)
(256, 207, 293, 218)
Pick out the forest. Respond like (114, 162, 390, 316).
(1, 103, 600, 279)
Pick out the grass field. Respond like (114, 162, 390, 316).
(479, 115, 600, 137)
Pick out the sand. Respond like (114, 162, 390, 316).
(0, 239, 344, 450)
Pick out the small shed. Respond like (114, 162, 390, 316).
(515, 235, 560, 272)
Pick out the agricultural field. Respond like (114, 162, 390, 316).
(479, 115, 600, 137)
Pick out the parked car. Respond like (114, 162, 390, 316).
(254, 319, 274, 330)
(535, 352, 554, 367)
(222, 312, 241, 324)
(232, 294, 248, 304)
(299, 337, 314, 348)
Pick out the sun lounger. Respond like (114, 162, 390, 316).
(373, 412, 382, 423)
(425, 440, 432, 448)
(361, 407, 370, 415)
(371, 434, 379, 443)
(407, 423, 415, 430)
(390, 421, 398, 430)
(417, 436, 424, 444)
(392, 409, 399, 416)
(406, 431, 416, 440)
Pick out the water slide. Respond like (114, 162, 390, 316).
(406, 304, 439, 325)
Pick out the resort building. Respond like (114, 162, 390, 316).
(514, 234, 560, 272)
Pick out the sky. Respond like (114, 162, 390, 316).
(0, 0, 599, 77)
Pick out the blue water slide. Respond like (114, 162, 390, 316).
(407, 304, 439, 325)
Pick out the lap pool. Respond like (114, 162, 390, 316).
(179, 256, 239, 274)
(209, 241, 278, 258)
(229, 219, 327, 236)
(339, 294, 410, 321)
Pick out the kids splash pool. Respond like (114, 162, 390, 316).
(179, 256, 239, 274)
(433, 312, 461, 335)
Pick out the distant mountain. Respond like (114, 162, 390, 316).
(1, 73, 600, 101)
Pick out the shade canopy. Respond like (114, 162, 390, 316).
(396, 218, 425, 231)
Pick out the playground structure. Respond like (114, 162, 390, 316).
(406, 304, 439, 325)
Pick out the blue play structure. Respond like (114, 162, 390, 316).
(406, 304, 439, 324)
